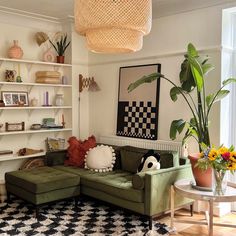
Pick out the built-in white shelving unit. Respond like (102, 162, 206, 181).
(0, 152, 46, 162)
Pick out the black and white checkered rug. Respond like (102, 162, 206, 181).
(0, 197, 169, 236)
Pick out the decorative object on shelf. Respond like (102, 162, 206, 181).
(5, 70, 16, 82)
(30, 124, 42, 130)
(49, 33, 70, 64)
(79, 74, 100, 92)
(35, 32, 49, 46)
(18, 147, 44, 156)
(35, 71, 61, 84)
(43, 91, 51, 106)
(0, 124, 3, 132)
(1, 91, 29, 107)
(61, 114, 65, 128)
(62, 75, 68, 85)
(196, 145, 236, 195)
(8, 40, 23, 59)
(74, 0, 152, 53)
(117, 64, 161, 140)
(55, 94, 64, 106)
(0, 100, 5, 107)
(46, 137, 65, 151)
(30, 97, 38, 107)
(128, 43, 236, 187)
(43, 48, 55, 62)
(16, 64, 22, 83)
(0, 150, 13, 156)
(41, 118, 63, 129)
(5, 122, 25, 132)
(20, 158, 45, 170)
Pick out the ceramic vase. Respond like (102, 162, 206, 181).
(8, 40, 23, 59)
(188, 153, 212, 187)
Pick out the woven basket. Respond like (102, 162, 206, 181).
(74, 0, 152, 53)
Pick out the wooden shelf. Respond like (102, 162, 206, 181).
(0, 106, 72, 110)
(0, 81, 72, 87)
(0, 57, 72, 67)
(0, 128, 72, 136)
(0, 152, 46, 162)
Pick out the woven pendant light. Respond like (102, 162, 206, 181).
(74, 0, 152, 53)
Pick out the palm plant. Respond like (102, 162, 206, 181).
(128, 43, 236, 152)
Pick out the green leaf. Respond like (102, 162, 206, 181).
(206, 94, 214, 107)
(127, 73, 163, 92)
(188, 55, 204, 91)
(214, 90, 230, 102)
(202, 63, 214, 76)
(179, 59, 196, 92)
(222, 78, 236, 86)
(169, 119, 186, 140)
(187, 43, 198, 57)
(170, 87, 182, 102)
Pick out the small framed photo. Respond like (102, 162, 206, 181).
(5, 122, 25, 132)
(1, 91, 29, 107)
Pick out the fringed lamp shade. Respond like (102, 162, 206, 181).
(74, 0, 152, 53)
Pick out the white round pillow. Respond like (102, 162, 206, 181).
(84, 145, 116, 172)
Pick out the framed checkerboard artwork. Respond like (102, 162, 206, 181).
(116, 64, 161, 140)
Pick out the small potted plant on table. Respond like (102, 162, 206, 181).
(49, 34, 71, 64)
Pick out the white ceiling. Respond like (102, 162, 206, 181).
(0, 0, 235, 20)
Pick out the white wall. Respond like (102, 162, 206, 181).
(86, 4, 232, 153)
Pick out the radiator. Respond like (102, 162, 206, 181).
(99, 135, 183, 157)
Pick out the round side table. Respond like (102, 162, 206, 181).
(170, 179, 236, 236)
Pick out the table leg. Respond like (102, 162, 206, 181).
(209, 199, 214, 236)
(170, 185, 175, 229)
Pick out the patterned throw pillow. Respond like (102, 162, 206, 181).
(137, 150, 161, 173)
(85, 145, 116, 172)
(64, 135, 96, 167)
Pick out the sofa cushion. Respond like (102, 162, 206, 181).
(81, 170, 144, 203)
(45, 150, 67, 166)
(65, 135, 96, 167)
(120, 146, 176, 173)
(5, 166, 80, 194)
(53, 166, 143, 203)
(85, 145, 116, 172)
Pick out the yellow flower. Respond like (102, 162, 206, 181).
(227, 161, 236, 170)
(200, 152, 204, 158)
(208, 149, 218, 161)
(218, 146, 229, 155)
(230, 151, 236, 162)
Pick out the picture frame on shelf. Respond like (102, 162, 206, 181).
(1, 91, 29, 107)
(5, 122, 25, 132)
(46, 137, 65, 151)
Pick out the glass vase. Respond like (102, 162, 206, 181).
(212, 169, 228, 195)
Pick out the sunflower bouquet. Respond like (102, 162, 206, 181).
(196, 145, 236, 195)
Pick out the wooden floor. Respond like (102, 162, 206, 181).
(157, 209, 236, 236)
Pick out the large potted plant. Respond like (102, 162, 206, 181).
(49, 34, 71, 64)
(128, 43, 236, 187)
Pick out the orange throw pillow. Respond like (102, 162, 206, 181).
(65, 135, 96, 167)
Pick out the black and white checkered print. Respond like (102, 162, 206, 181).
(0, 197, 169, 236)
(117, 101, 157, 140)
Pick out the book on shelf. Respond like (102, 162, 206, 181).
(0, 150, 13, 155)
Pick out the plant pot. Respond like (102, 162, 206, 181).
(188, 153, 212, 187)
(56, 56, 65, 64)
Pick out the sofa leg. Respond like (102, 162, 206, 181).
(190, 203, 193, 216)
(149, 216, 153, 230)
(74, 197, 79, 208)
(6, 191, 11, 203)
(36, 206, 40, 220)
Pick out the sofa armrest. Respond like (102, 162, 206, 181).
(144, 164, 193, 216)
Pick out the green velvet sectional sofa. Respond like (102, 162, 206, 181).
(5, 145, 194, 229)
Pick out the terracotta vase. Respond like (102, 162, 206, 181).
(8, 40, 23, 59)
(56, 56, 64, 64)
(188, 153, 212, 187)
